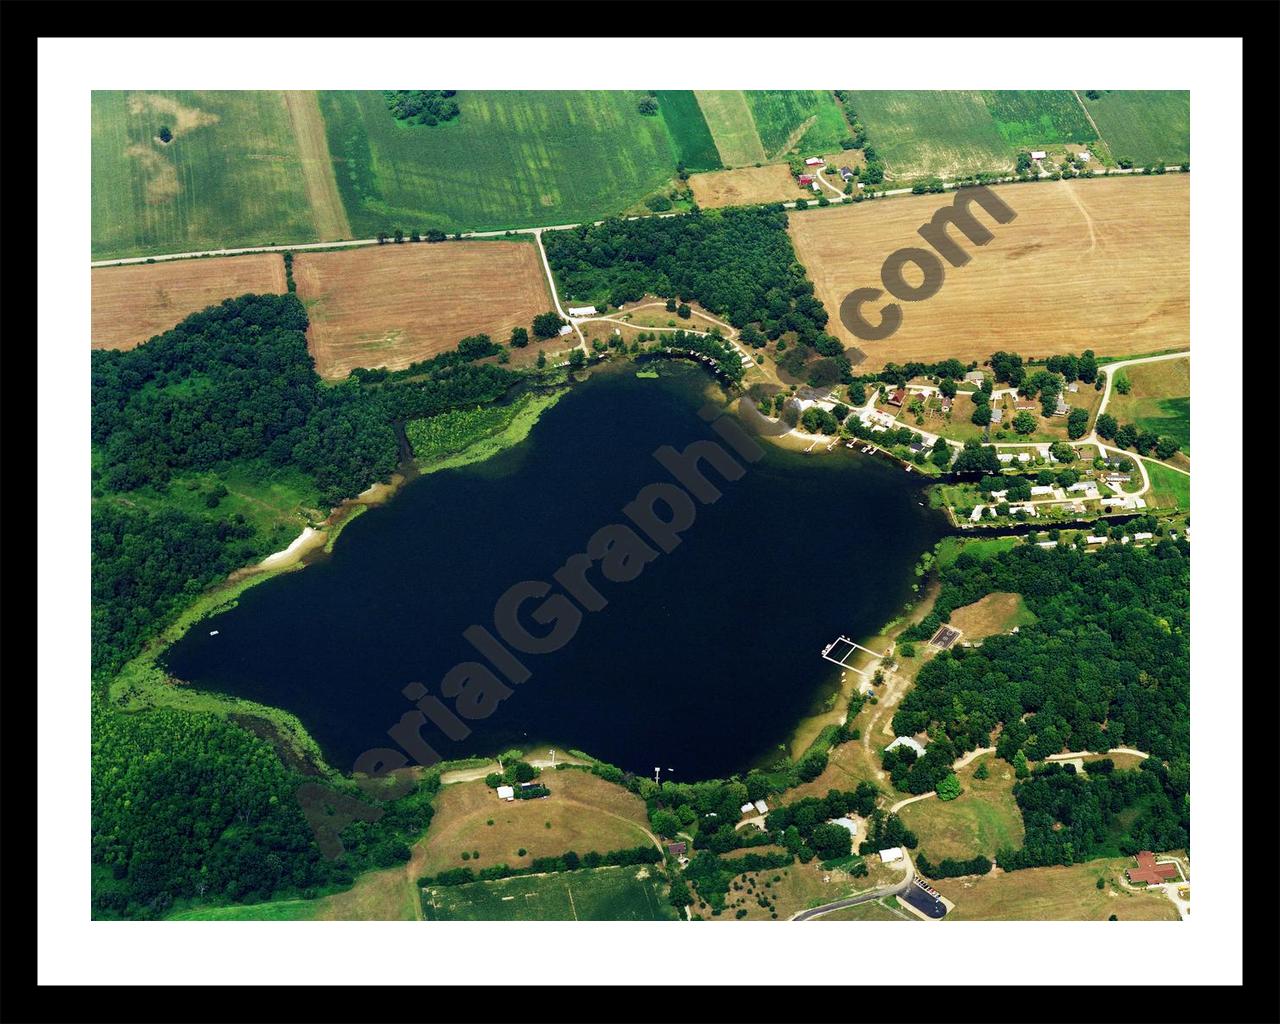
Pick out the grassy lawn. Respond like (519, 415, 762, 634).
(1143, 459, 1191, 511)
(321, 90, 679, 236)
(744, 90, 850, 159)
(701, 856, 903, 921)
(423, 864, 677, 921)
(170, 899, 321, 921)
(944, 857, 1181, 921)
(1106, 357, 1190, 453)
(898, 755, 1025, 862)
(92, 91, 319, 259)
(1079, 90, 1190, 165)
(815, 897, 913, 921)
(843, 91, 1012, 180)
(414, 770, 654, 878)
(933, 535, 1022, 568)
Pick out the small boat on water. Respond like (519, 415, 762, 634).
(209, 630, 219, 636)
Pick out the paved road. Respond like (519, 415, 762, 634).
(792, 855, 915, 921)
(90, 169, 1188, 269)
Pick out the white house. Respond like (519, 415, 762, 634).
(1134, 532, 1154, 541)
(1030, 150, 1047, 160)
(557, 324, 574, 336)
(828, 817, 858, 836)
(811, 181, 821, 192)
(740, 802, 757, 816)
(878, 847, 904, 864)
(1078, 150, 1092, 162)
(989, 489, 1009, 501)
(754, 799, 769, 815)
(567, 305, 597, 317)
(964, 370, 986, 384)
(1086, 535, 1108, 545)
(805, 156, 825, 166)
(885, 736, 926, 757)
(496, 785, 515, 801)
(1067, 481, 1097, 493)
(1030, 485, 1056, 496)
(969, 505, 984, 522)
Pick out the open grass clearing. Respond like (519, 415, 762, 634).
(423, 864, 676, 921)
(898, 755, 1024, 862)
(654, 90, 722, 172)
(282, 90, 351, 241)
(947, 592, 1037, 641)
(414, 770, 655, 879)
(981, 90, 1097, 150)
(92, 254, 287, 350)
(293, 239, 552, 379)
(789, 176, 1188, 371)
(694, 90, 767, 167)
(816, 896, 913, 921)
(1142, 459, 1191, 511)
(1106, 357, 1190, 452)
(943, 857, 1180, 921)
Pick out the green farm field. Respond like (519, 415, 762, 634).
(92, 91, 320, 259)
(422, 866, 678, 921)
(695, 91, 767, 167)
(843, 90, 1013, 179)
(654, 91, 722, 172)
(745, 90, 850, 158)
(981, 90, 1097, 149)
(320, 90, 680, 236)
(1143, 460, 1191, 511)
(1080, 90, 1190, 165)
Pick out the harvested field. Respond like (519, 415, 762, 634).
(414, 769, 655, 878)
(690, 165, 809, 209)
(293, 241, 553, 379)
(788, 175, 1188, 371)
(91, 254, 287, 350)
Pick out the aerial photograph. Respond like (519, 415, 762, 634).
(89, 85, 1194, 927)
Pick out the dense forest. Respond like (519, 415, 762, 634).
(384, 90, 460, 126)
(543, 206, 848, 385)
(999, 761, 1187, 870)
(91, 702, 437, 919)
(896, 543, 1190, 765)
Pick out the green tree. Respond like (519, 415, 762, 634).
(158, 125, 173, 143)
(568, 348, 586, 369)
(532, 312, 567, 339)
(1067, 407, 1089, 439)
(1113, 372, 1131, 395)
(973, 761, 989, 781)
(509, 326, 529, 348)
(971, 403, 992, 427)
(677, 303, 691, 319)
(1013, 411, 1037, 435)
(1095, 413, 1118, 440)
(935, 773, 962, 802)
(1013, 749, 1030, 779)
(536, 349, 547, 369)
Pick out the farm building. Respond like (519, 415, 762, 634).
(754, 799, 769, 815)
(666, 841, 687, 857)
(797, 174, 814, 185)
(567, 305, 597, 317)
(839, 166, 855, 181)
(496, 785, 515, 801)
(740, 802, 757, 816)
(828, 817, 858, 836)
(885, 736, 926, 757)
(557, 324, 574, 336)
(1030, 150, 1047, 160)
(1126, 851, 1179, 885)
(878, 847, 904, 864)
(805, 157, 825, 166)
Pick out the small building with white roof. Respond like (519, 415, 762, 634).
(885, 736, 926, 757)
(567, 305, 597, 317)
(879, 847, 904, 864)
(496, 785, 515, 801)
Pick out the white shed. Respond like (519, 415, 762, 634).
(557, 324, 574, 336)
(741, 802, 757, 816)
(879, 847, 904, 864)
(496, 785, 515, 801)
(566, 305, 597, 317)
(754, 799, 769, 815)
(886, 736, 926, 757)
(829, 817, 858, 835)
(1030, 150, 1047, 160)
(805, 157, 825, 166)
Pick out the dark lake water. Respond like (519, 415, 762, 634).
(163, 364, 947, 780)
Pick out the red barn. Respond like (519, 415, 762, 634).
(798, 175, 814, 185)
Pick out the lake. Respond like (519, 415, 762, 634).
(163, 363, 948, 780)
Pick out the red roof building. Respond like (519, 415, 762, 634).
(888, 388, 906, 407)
(798, 175, 814, 185)
(1126, 851, 1178, 885)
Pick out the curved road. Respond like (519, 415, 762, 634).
(792, 855, 915, 921)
